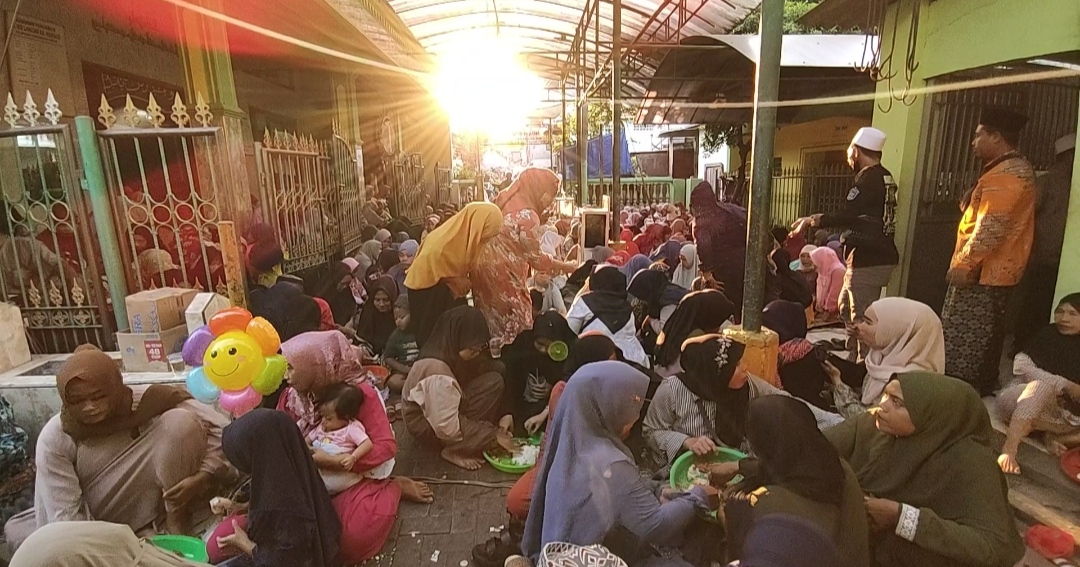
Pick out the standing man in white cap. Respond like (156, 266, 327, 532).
(1014, 131, 1075, 352)
(793, 126, 900, 359)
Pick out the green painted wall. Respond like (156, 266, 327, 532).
(1055, 113, 1080, 304)
(872, 0, 1080, 300)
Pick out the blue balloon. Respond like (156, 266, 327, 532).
(186, 367, 220, 404)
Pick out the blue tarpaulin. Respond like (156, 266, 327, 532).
(561, 130, 634, 178)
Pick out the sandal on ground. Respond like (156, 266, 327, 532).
(472, 529, 520, 567)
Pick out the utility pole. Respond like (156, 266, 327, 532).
(741, 0, 784, 331)
(610, 0, 622, 238)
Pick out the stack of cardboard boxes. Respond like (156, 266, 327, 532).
(116, 288, 198, 372)
(117, 289, 234, 372)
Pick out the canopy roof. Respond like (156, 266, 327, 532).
(637, 34, 875, 125)
(384, 0, 762, 89)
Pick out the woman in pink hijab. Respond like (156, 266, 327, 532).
(811, 247, 846, 323)
(278, 332, 434, 563)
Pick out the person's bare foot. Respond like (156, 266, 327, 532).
(394, 477, 435, 503)
(441, 447, 484, 470)
(997, 452, 1021, 475)
(1048, 440, 1069, 457)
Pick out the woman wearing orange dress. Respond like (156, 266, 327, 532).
(471, 168, 577, 350)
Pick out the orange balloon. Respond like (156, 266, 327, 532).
(209, 308, 253, 337)
(246, 317, 281, 356)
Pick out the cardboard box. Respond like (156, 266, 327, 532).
(185, 293, 231, 334)
(125, 288, 199, 333)
(0, 303, 32, 373)
(116, 324, 189, 372)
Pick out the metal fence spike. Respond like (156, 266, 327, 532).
(44, 89, 62, 125)
(98, 94, 117, 129)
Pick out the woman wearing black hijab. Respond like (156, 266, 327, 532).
(718, 397, 869, 567)
(771, 248, 813, 308)
(217, 408, 342, 567)
(315, 260, 358, 327)
(354, 275, 399, 355)
(654, 290, 736, 376)
(642, 334, 748, 472)
(401, 306, 513, 470)
(627, 269, 688, 353)
(502, 311, 578, 428)
(762, 300, 835, 411)
(566, 265, 648, 366)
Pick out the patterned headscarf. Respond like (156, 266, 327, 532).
(494, 168, 559, 214)
(678, 334, 748, 447)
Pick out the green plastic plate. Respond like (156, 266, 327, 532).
(150, 534, 209, 562)
(484, 435, 542, 474)
(668, 447, 747, 522)
(669, 446, 747, 491)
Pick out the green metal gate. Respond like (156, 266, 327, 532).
(0, 91, 112, 352)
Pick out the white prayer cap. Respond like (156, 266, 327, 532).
(851, 127, 887, 152)
(1055, 133, 1076, 155)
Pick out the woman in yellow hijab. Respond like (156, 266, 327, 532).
(405, 202, 504, 347)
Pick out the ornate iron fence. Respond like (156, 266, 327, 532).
(96, 92, 239, 296)
(0, 91, 112, 352)
(327, 130, 366, 257)
(388, 153, 426, 223)
(254, 129, 334, 273)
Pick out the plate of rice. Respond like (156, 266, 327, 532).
(484, 435, 542, 474)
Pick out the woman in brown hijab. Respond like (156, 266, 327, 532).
(3, 345, 233, 551)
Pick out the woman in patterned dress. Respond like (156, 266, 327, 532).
(471, 168, 577, 350)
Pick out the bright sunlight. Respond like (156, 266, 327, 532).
(429, 35, 546, 140)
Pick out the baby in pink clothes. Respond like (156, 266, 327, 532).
(307, 383, 387, 494)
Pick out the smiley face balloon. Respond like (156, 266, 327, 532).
(204, 331, 266, 391)
(182, 307, 287, 417)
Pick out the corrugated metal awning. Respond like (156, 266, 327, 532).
(637, 34, 876, 125)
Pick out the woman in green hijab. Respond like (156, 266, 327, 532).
(825, 372, 1023, 567)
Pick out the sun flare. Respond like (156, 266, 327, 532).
(429, 36, 546, 140)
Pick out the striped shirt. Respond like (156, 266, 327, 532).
(643, 375, 844, 473)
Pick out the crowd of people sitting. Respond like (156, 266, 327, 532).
(2, 156, 1077, 567)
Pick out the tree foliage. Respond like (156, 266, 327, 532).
(731, 0, 824, 34)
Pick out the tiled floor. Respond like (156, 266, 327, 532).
(358, 419, 521, 567)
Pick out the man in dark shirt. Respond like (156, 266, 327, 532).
(794, 127, 900, 359)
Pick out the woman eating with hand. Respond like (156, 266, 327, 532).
(643, 335, 749, 472)
(714, 396, 869, 567)
(402, 306, 515, 470)
(520, 361, 715, 567)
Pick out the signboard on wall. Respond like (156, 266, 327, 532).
(3, 14, 75, 115)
